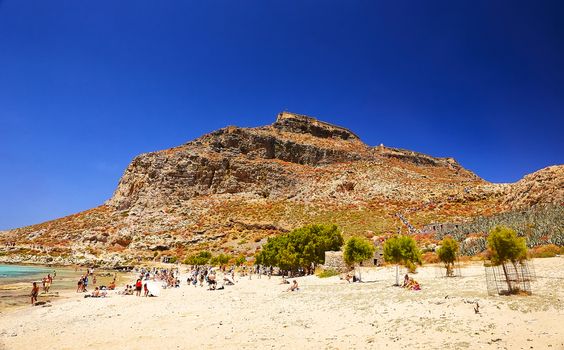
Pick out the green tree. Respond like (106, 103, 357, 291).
(437, 236, 459, 277)
(235, 255, 247, 266)
(487, 226, 528, 294)
(254, 224, 344, 273)
(216, 253, 231, 266)
(344, 236, 375, 266)
(208, 252, 231, 266)
(383, 235, 422, 286)
(184, 250, 212, 266)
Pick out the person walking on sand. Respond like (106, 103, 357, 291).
(31, 282, 40, 305)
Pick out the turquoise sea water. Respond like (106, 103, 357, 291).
(0, 264, 51, 279)
(0, 264, 130, 310)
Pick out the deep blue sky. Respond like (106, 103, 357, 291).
(1, 1, 563, 229)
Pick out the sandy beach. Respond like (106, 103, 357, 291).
(0, 257, 562, 350)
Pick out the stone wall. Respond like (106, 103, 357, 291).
(323, 251, 349, 272)
(323, 247, 384, 272)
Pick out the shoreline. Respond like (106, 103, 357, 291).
(0, 264, 133, 313)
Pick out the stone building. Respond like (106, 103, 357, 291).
(421, 222, 460, 236)
(323, 246, 384, 272)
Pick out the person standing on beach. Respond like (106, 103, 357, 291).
(45, 274, 52, 293)
(30, 282, 40, 305)
(135, 279, 142, 296)
(77, 277, 83, 293)
(83, 275, 89, 292)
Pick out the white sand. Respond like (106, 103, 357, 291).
(0, 257, 563, 350)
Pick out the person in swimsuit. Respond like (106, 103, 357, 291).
(287, 280, 299, 292)
(77, 278, 83, 293)
(31, 282, 40, 305)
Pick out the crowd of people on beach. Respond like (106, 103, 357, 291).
(29, 260, 430, 308)
(30, 263, 305, 306)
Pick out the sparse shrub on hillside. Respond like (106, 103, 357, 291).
(184, 250, 212, 265)
(421, 252, 439, 264)
(235, 255, 247, 266)
(317, 269, 339, 278)
(210, 253, 231, 266)
(529, 244, 563, 258)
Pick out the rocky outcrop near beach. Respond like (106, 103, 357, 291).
(1, 112, 562, 266)
(502, 165, 564, 208)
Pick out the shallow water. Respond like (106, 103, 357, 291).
(0, 264, 127, 311)
(0, 264, 51, 280)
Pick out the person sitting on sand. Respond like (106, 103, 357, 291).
(86, 287, 107, 298)
(280, 276, 290, 285)
(287, 280, 299, 292)
(31, 282, 40, 306)
(402, 274, 410, 288)
(120, 285, 132, 295)
(224, 275, 235, 285)
(403, 277, 421, 291)
(108, 280, 116, 290)
(410, 278, 421, 291)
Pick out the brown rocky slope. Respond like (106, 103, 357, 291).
(1, 112, 562, 266)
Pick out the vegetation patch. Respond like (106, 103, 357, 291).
(317, 269, 339, 278)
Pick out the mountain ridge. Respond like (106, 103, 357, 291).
(1, 112, 562, 267)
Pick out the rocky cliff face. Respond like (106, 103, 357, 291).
(1, 112, 562, 267)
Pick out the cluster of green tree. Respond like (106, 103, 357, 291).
(183, 251, 212, 265)
(183, 251, 247, 267)
(254, 224, 344, 273)
(437, 226, 528, 294)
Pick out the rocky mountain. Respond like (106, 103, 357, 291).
(1, 112, 562, 266)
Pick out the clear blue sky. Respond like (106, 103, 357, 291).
(1, 1, 563, 230)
